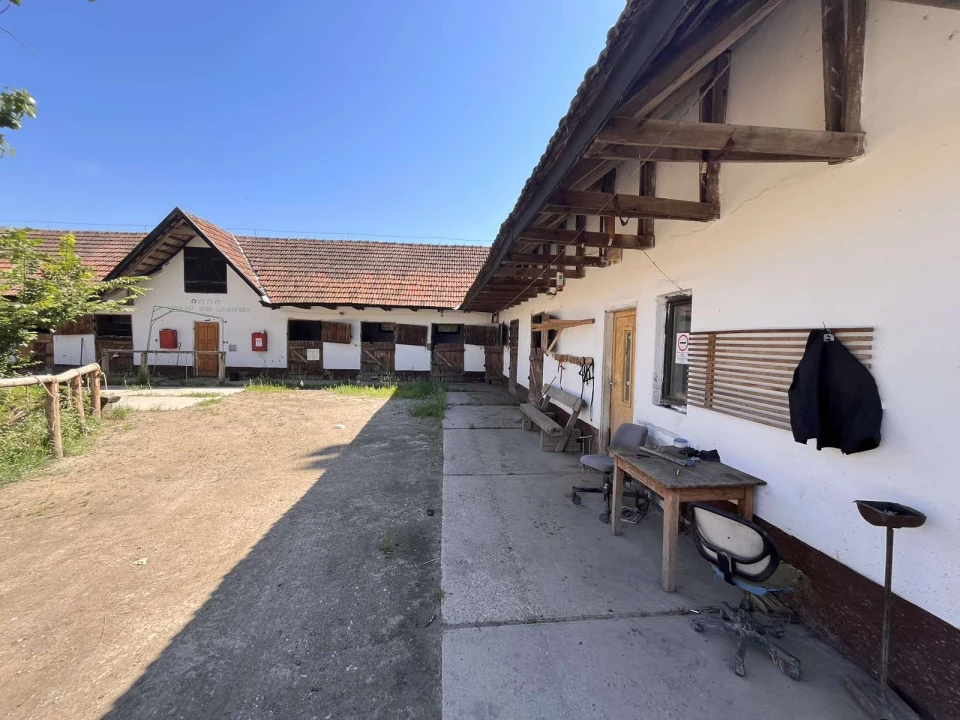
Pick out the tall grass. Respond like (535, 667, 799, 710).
(243, 377, 447, 416)
(0, 385, 100, 488)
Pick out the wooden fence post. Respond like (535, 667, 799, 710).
(140, 351, 148, 378)
(101, 352, 110, 382)
(70, 375, 87, 433)
(44, 380, 63, 459)
(218, 352, 226, 384)
(91, 369, 102, 420)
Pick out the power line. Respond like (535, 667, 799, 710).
(0, 219, 491, 246)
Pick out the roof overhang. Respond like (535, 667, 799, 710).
(105, 207, 266, 299)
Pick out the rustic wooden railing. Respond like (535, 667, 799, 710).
(0, 363, 103, 459)
(101, 349, 226, 383)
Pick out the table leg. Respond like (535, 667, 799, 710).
(611, 461, 624, 536)
(740, 488, 755, 521)
(661, 491, 680, 592)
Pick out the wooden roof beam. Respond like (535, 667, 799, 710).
(502, 253, 604, 268)
(586, 144, 844, 163)
(518, 226, 654, 249)
(543, 190, 719, 222)
(596, 118, 864, 160)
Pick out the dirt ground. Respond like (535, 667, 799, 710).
(0, 391, 444, 719)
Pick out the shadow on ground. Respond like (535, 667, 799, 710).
(100, 395, 443, 720)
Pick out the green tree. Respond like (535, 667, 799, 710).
(0, 228, 145, 376)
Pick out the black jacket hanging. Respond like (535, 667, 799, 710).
(788, 329, 882, 454)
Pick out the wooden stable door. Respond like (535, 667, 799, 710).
(609, 310, 636, 436)
(194, 322, 220, 377)
(431, 344, 465, 381)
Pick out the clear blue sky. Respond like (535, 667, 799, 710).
(0, 1, 625, 243)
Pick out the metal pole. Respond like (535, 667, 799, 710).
(879, 526, 894, 701)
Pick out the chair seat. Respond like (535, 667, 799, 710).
(580, 455, 614, 474)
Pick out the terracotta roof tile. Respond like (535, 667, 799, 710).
(22, 229, 144, 280)
(185, 213, 265, 295)
(14, 223, 490, 309)
(238, 236, 489, 308)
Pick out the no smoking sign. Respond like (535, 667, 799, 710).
(675, 332, 690, 365)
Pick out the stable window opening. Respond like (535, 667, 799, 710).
(183, 247, 227, 294)
(288, 320, 323, 342)
(95, 314, 132, 338)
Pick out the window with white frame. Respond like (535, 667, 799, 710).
(661, 295, 692, 407)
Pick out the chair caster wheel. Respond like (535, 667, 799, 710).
(692, 619, 704, 632)
(571, 493, 582, 505)
(599, 511, 610, 524)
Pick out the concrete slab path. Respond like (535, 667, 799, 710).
(440, 386, 872, 720)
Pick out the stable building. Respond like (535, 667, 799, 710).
(460, 1, 960, 717)
(29, 207, 496, 381)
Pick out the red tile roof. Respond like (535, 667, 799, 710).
(238, 236, 489, 308)
(13, 218, 490, 309)
(185, 213, 265, 296)
(22, 229, 143, 280)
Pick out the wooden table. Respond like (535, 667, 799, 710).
(612, 450, 766, 592)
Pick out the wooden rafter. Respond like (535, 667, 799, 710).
(503, 253, 604, 268)
(585, 145, 846, 163)
(595, 118, 864, 159)
(517, 226, 655, 250)
(617, 0, 786, 118)
(544, 190, 719, 222)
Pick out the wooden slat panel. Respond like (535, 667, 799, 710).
(688, 327, 874, 430)
(321, 321, 352, 344)
(395, 324, 428, 346)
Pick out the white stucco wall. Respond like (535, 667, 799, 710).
(496, 0, 960, 626)
(53, 334, 96, 366)
(127, 239, 492, 372)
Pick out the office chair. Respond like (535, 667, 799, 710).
(571, 423, 649, 524)
(688, 502, 802, 680)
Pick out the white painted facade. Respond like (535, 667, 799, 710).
(494, 0, 960, 627)
(116, 239, 489, 373)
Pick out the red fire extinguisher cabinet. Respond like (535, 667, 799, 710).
(158, 329, 178, 349)
(252, 331, 268, 352)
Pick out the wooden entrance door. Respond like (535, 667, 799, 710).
(431, 344, 465, 381)
(288, 341, 323, 375)
(194, 322, 220, 377)
(609, 309, 636, 436)
(508, 319, 519, 395)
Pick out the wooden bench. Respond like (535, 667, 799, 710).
(520, 384, 586, 453)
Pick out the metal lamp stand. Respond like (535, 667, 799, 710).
(845, 500, 926, 720)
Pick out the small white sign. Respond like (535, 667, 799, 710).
(675, 332, 690, 365)
(306, 348, 321, 361)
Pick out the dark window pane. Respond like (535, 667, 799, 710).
(183, 247, 227, 294)
(662, 297, 692, 406)
(95, 314, 133, 337)
(288, 320, 323, 341)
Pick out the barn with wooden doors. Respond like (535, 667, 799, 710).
(24, 207, 497, 381)
(458, 1, 960, 716)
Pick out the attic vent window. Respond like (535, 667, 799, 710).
(184, 247, 227, 294)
